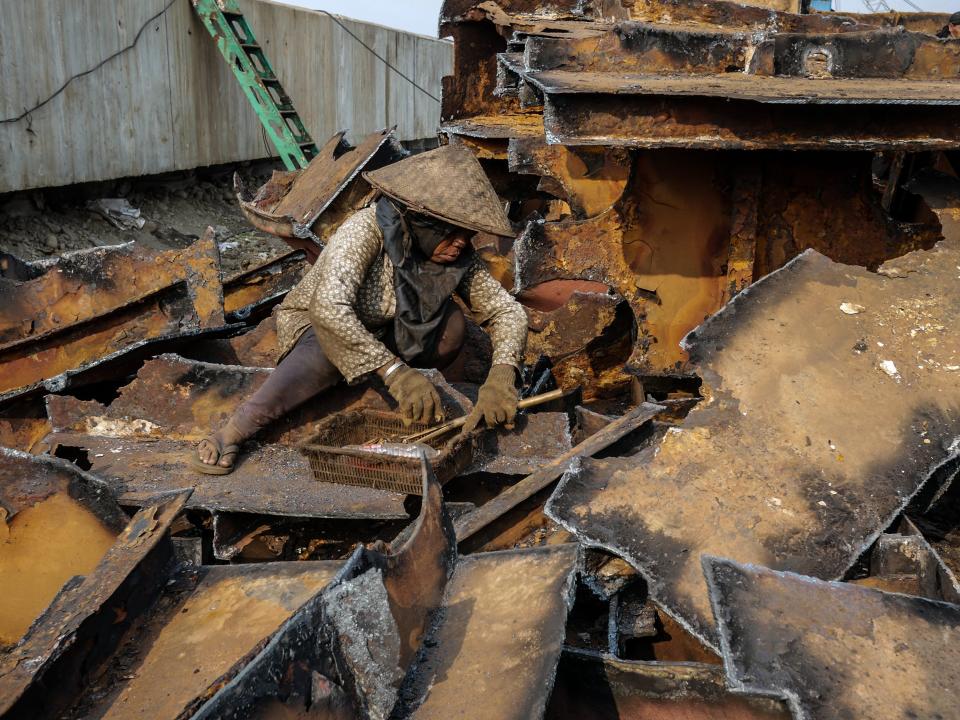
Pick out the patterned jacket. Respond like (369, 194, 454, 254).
(275, 206, 528, 383)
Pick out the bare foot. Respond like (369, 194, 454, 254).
(197, 420, 245, 468)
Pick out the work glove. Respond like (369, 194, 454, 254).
(462, 364, 519, 434)
(384, 365, 444, 426)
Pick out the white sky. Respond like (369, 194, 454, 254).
(281, 0, 954, 36)
(281, 1, 446, 37)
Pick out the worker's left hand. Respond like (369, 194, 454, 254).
(462, 364, 519, 434)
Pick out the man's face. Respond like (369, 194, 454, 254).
(950, 23, 960, 38)
(430, 227, 473, 263)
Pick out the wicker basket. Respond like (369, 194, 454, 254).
(298, 409, 473, 495)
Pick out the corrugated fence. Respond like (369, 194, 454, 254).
(0, 0, 452, 193)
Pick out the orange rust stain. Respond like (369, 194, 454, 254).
(0, 493, 116, 645)
(621, 152, 730, 370)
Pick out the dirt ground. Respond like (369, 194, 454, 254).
(0, 161, 291, 277)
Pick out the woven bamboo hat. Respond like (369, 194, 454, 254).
(362, 144, 515, 237)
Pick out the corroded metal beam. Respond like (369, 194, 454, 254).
(0, 233, 227, 403)
(536, 82, 960, 150)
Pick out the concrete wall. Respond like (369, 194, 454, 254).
(0, 0, 452, 193)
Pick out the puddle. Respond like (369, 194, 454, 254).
(0, 492, 117, 645)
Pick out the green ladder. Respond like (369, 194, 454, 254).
(191, 0, 318, 170)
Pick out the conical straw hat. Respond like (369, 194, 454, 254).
(362, 144, 515, 237)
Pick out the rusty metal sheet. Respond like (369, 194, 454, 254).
(0, 232, 226, 403)
(405, 543, 579, 720)
(77, 561, 343, 720)
(0, 448, 127, 650)
(545, 647, 790, 720)
(625, 0, 926, 33)
(547, 227, 960, 650)
(440, 113, 545, 140)
(704, 558, 960, 720)
(472, 412, 573, 474)
(236, 129, 400, 250)
(749, 29, 960, 78)
(0, 489, 190, 719)
(223, 249, 306, 322)
(538, 90, 960, 150)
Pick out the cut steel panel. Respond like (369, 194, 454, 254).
(547, 229, 960, 650)
(704, 558, 960, 720)
(85, 562, 343, 720)
(0, 233, 226, 403)
(0, 489, 191, 719)
(405, 543, 579, 720)
(545, 647, 790, 719)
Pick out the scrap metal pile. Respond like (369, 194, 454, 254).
(2, 0, 960, 717)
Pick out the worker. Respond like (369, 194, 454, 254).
(937, 11, 960, 38)
(193, 145, 528, 474)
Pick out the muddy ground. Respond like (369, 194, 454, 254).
(0, 160, 291, 277)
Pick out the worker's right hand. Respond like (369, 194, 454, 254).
(384, 365, 444, 426)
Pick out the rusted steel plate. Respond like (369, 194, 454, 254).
(527, 70, 960, 104)
(0, 490, 190, 719)
(545, 647, 790, 720)
(539, 90, 960, 151)
(0, 233, 226, 402)
(472, 412, 573, 475)
(455, 403, 664, 544)
(548, 230, 960, 649)
(50, 434, 411, 521)
(78, 562, 343, 720)
(523, 287, 632, 398)
(405, 543, 579, 720)
(237, 129, 400, 252)
(222, 249, 306, 321)
(0, 449, 127, 650)
(704, 558, 960, 720)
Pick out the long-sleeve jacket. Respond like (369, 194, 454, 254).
(274, 205, 527, 383)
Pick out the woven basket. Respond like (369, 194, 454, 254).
(299, 409, 473, 495)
